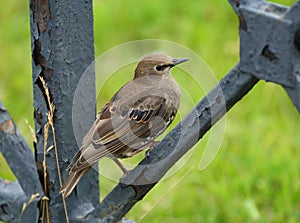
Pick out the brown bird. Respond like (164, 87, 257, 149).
(60, 53, 189, 198)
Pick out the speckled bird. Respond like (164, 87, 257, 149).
(60, 53, 189, 198)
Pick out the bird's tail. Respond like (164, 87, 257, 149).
(60, 168, 90, 198)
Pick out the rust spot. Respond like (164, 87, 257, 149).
(48, 180, 55, 191)
(215, 95, 222, 104)
(0, 120, 15, 135)
(0, 204, 9, 215)
(32, 39, 54, 108)
(34, 107, 44, 125)
(33, 40, 45, 67)
(233, 0, 240, 7)
(238, 12, 247, 31)
(262, 45, 278, 61)
(110, 203, 115, 212)
(32, 0, 51, 33)
(33, 40, 53, 81)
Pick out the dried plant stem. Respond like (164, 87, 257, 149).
(18, 193, 41, 223)
(49, 112, 69, 223)
(42, 122, 50, 223)
(39, 76, 69, 223)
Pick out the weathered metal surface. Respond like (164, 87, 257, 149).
(1, 0, 299, 222)
(30, 0, 99, 221)
(229, 0, 300, 111)
(0, 103, 43, 223)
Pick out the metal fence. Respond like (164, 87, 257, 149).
(0, 0, 299, 222)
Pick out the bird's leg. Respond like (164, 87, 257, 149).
(145, 141, 159, 157)
(129, 141, 160, 157)
(114, 141, 159, 175)
(117, 141, 160, 184)
(112, 158, 129, 174)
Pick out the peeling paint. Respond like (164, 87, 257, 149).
(238, 12, 247, 31)
(31, 0, 51, 33)
(32, 40, 53, 81)
(261, 45, 278, 61)
(215, 95, 222, 104)
(0, 120, 15, 135)
(295, 28, 300, 51)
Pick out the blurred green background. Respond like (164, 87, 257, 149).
(1, 0, 300, 222)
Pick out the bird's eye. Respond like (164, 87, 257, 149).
(155, 65, 163, 71)
(155, 65, 168, 72)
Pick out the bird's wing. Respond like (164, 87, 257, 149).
(69, 92, 178, 173)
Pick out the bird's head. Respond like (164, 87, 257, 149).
(134, 53, 189, 79)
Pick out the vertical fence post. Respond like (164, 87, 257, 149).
(30, 0, 99, 221)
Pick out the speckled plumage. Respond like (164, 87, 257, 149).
(60, 53, 189, 198)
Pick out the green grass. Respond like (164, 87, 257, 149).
(1, 0, 299, 222)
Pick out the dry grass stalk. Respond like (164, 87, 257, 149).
(39, 76, 69, 223)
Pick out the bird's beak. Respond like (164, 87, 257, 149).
(172, 57, 190, 66)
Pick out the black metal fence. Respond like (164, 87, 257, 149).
(0, 0, 299, 222)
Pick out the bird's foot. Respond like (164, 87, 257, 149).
(145, 141, 159, 157)
(119, 170, 131, 184)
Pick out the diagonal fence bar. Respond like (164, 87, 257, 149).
(97, 63, 259, 222)
(0, 102, 43, 198)
(0, 101, 43, 222)
(0, 179, 33, 223)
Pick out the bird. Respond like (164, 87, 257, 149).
(60, 53, 189, 198)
